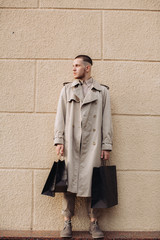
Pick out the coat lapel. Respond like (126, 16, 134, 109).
(67, 80, 83, 102)
(82, 89, 98, 105)
(72, 85, 84, 102)
(82, 79, 102, 106)
(67, 78, 102, 105)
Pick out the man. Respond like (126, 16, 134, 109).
(54, 55, 113, 238)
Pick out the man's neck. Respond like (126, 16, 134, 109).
(80, 75, 92, 82)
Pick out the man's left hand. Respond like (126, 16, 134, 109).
(101, 150, 110, 160)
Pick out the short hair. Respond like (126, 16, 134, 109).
(75, 55, 93, 65)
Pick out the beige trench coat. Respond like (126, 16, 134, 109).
(54, 78, 113, 197)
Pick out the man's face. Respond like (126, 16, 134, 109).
(72, 58, 86, 79)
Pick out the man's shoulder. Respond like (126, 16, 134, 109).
(63, 82, 72, 86)
(100, 84, 109, 90)
(92, 79, 109, 91)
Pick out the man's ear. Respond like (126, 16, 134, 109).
(85, 64, 91, 73)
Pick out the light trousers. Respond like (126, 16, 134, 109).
(62, 191, 100, 219)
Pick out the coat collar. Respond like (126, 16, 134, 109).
(67, 80, 83, 102)
(91, 78, 102, 92)
(71, 78, 102, 91)
(68, 78, 102, 105)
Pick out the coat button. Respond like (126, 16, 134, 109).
(93, 142, 96, 145)
(93, 129, 96, 132)
(93, 115, 96, 118)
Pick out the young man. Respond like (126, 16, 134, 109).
(54, 55, 113, 238)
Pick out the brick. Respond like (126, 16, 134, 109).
(38, 60, 160, 115)
(34, 170, 160, 231)
(33, 170, 63, 230)
(103, 11, 160, 60)
(0, 60, 35, 112)
(0, 0, 38, 8)
(40, 0, 160, 10)
(99, 172, 160, 231)
(111, 115, 160, 170)
(0, 114, 56, 168)
(92, 61, 160, 115)
(36, 60, 73, 112)
(0, 170, 32, 230)
(0, 10, 101, 59)
(34, 170, 90, 230)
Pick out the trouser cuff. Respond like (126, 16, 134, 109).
(62, 210, 74, 218)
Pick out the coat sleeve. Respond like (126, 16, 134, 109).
(53, 86, 66, 145)
(101, 87, 113, 151)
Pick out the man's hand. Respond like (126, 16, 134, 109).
(101, 150, 110, 160)
(56, 144, 64, 156)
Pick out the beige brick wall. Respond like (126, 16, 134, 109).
(0, 0, 160, 232)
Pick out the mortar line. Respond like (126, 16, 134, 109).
(0, 167, 159, 172)
(39, 8, 160, 13)
(34, 60, 37, 113)
(0, 111, 56, 114)
(0, 7, 38, 9)
(101, 11, 103, 60)
(37, 0, 40, 8)
(31, 170, 34, 230)
(0, 58, 160, 63)
(0, 167, 51, 170)
(0, 111, 160, 117)
(1, 7, 159, 12)
(112, 113, 160, 117)
(117, 169, 160, 172)
(103, 59, 160, 63)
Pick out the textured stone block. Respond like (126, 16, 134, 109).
(92, 61, 160, 115)
(0, 60, 35, 112)
(36, 60, 73, 112)
(36, 60, 160, 115)
(34, 170, 160, 231)
(40, 0, 160, 10)
(103, 11, 160, 60)
(33, 170, 63, 230)
(99, 172, 160, 231)
(34, 170, 91, 231)
(0, 114, 56, 168)
(0, 0, 38, 8)
(0, 10, 101, 59)
(0, 169, 32, 230)
(38, 60, 160, 115)
(111, 115, 160, 170)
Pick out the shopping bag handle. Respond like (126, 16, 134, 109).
(101, 158, 110, 166)
(58, 153, 65, 161)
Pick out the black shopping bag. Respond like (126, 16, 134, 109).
(91, 160, 118, 208)
(41, 160, 67, 197)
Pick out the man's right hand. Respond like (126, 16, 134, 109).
(56, 144, 64, 156)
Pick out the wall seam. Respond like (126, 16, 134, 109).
(34, 60, 37, 113)
(101, 11, 103, 60)
(1, 7, 160, 12)
(31, 170, 34, 230)
(40, 8, 160, 13)
(0, 58, 157, 63)
(0, 7, 38, 9)
(0, 112, 160, 117)
(0, 167, 159, 172)
(112, 113, 160, 117)
(0, 58, 160, 63)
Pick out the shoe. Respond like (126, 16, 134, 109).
(60, 220, 72, 238)
(89, 220, 104, 238)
